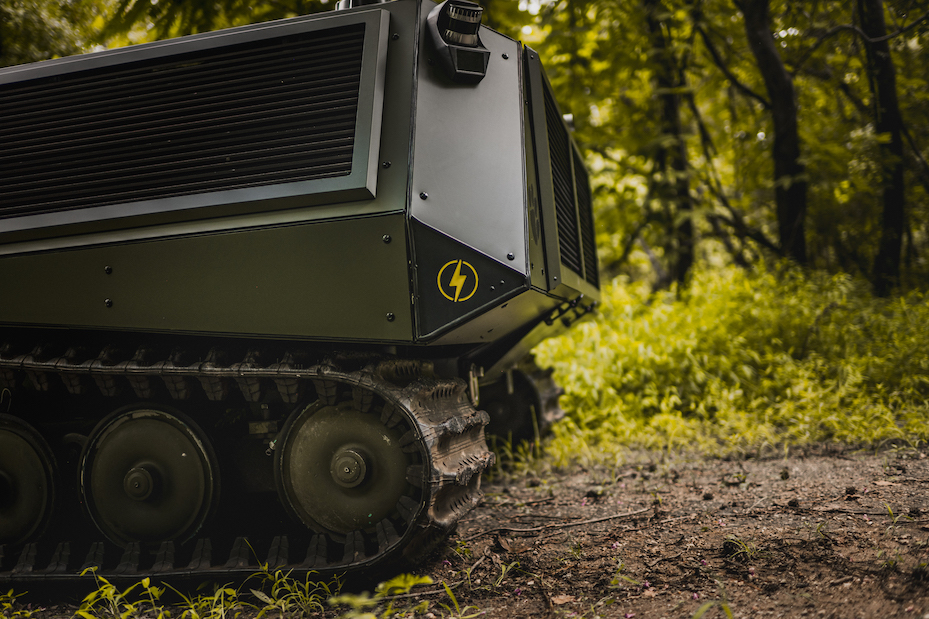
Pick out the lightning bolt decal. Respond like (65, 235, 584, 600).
(449, 259, 468, 302)
(437, 259, 479, 302)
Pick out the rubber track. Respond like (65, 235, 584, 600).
(0, 347, 495, 585)
(520, 355, 566, 433)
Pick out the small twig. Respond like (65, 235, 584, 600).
(483, 497, 556, 508)
(608, 512, 696, 533)
(461, 507, 652, 542)
(646, 551, 683, 569)
(747, 496, 768, 511)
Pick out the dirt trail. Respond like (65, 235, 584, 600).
(429, 448, 929, 618)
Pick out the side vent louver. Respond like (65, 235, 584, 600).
(542, 85, 583, 278)
(527, 48, 598, 291)
(573, 148, 598, 287)
(0, 24, 367, 220)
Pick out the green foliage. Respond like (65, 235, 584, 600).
(48, 567, 345, 619)
(0, 589, 33, 619)
(166, 584, 247, 619)
(102, 0, 329, 39)
(329, 573, 433, 619)
(76, 570, 172, 619)
(438, 581, 481, 619)
(248, 569, 341, 618)
(692, 599, 735, 619)
(0, 0, 106, 66)
(536, 264, 929, 463)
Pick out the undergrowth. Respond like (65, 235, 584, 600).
(534, 264, 929, 465)
(7, 569, 440, 619)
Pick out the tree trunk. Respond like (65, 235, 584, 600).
(644, 0, 694, 288)
(742, 0, 808, 265)
(858, 0, 905, 296)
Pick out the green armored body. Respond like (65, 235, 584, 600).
(0, 0, 599, 582)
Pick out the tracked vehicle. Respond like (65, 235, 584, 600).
(0, 0, 599, 584)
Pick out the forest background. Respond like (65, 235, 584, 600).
(2, 0, 929, 461)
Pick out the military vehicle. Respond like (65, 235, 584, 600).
(0, 0, 599, 583)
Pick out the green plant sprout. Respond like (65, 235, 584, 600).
(451, 539, 473, 560)
(247, 569, 341, 618)
(692, 600, 735, 619)
(439, 581, 481, 619)
(493, 561, 521, 588)
(722, 536, 759, 562)
(609, 560, 640, 587)
(883, 503, 913, 536)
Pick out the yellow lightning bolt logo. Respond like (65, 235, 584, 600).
(438, 259, 478, 302)
(449, 260, 467, 302)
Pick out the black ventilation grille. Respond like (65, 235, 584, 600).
(542, 84, 582, 277)
(0, 24, 366, 220)
(573, 148, 598, 287)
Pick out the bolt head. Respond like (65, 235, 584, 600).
(104, 298, 113, 308)
(331, 450, 367, 488)
(419, 192, 428, 200)
(104, 266, 113, 275)
(123, 467, 155, 501)
(386, 312, 396, 322)
(507, 253, 515, 261)
(382, 234, 392, 244)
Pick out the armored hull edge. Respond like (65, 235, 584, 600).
(0, 0, 600, 583)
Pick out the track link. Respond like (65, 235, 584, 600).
(0, 344, 494, 585)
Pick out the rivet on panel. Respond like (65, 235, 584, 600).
(502, 53, 509, 59)
(507, 253, 515, 260)
(104, 299, 113, 308)
(419, 192, 429, 200)
(104, 266, 113, 275)
(382, 161, 392, 169)
(382, 234, 392, 244)
(386, 313, 396, 322)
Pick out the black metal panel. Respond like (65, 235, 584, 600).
(412, 221, 526, 341)
(0, 24, 366, 220)
(573, 146, 598, 287)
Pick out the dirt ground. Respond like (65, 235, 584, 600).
(417, 446, 929, 619)
(10, 447, 929, 619)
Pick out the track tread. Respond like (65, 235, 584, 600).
(0, 345, 493, 583)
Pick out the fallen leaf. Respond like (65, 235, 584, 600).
(643, 589, 656, 597)
(551, 595, 576, 605)
(873, 481, 898, 487)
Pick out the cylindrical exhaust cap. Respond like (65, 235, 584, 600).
(336, 0, 386, 9)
